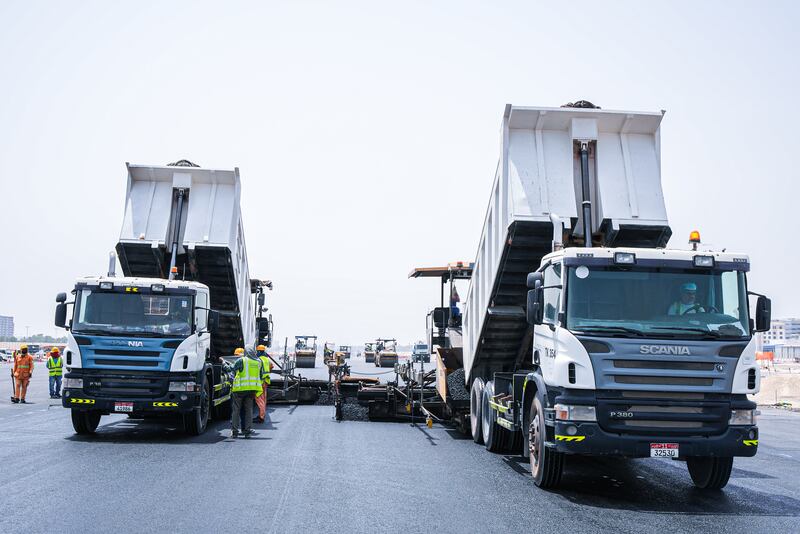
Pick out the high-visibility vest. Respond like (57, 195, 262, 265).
(47, 357, 63, 376)
(232, 356, 263, 393)
(258, 355, 271, 385)
(668, 301, 701, 315)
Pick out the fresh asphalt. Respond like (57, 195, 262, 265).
(2, 358, 799, 534)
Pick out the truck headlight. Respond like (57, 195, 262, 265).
(554, 403, 596, 422)
(169, 381, 198, 392)
(63, 378, 83, 389)
(729, 409, 756, 425)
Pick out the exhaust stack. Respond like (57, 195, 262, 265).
(107, 252, 117, 277)
(550, 213, 564, 251)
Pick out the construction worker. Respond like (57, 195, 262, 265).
(255, 345, 271, 423)
(229, 347, 264, 438)
(12, 345, 34, 404)
(46, 347, 63, 399)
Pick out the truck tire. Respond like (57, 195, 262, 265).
(529, 395, 564, 488)
(481, 380, 509, 453)
(71, 409, 101, 435)
(470, 377, 485, 444)
(687, 456, 733, 489)
(184, 378, 210, 436)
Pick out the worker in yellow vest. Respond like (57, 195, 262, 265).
(229, 347, 264, 438)
(255, 345, 271, 423)
(46, 347, 64, 399)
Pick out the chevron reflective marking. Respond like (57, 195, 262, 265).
(743, 439, 758, 446)
(152, 402, 178, 407)
(555, 435, 586, 442)
(69, 398, 95, 404)
(213, 394, 231, 406)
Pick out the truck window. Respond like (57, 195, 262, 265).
(542, 263, 562, 325)
(195, 292, 208, 332)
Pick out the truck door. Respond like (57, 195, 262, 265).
(533, 262, 562, 383)
(195, 291, 211, 362)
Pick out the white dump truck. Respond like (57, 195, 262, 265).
(462, 103, 771, 490)
(55, 161, 270, 435)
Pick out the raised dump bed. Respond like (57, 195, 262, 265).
(463, 104, 671, 384)
(116, 162, 256, 357)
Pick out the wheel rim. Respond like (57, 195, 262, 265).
(481, 383, 493, 443)
(530, 412, 541, 472)
(199, 383, 209, 428)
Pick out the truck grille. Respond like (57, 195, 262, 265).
(614, 375, 714, 387)
(84, 374, 168, 398)
(597, 394, 729, 437)
(93, 349, 161, 357)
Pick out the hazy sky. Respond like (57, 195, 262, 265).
(1, 1, 798, 345)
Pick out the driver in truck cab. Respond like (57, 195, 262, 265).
(667, 282, 705, 315)
(163, 302, 191, 335)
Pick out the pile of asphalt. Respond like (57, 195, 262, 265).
(447, 368, 469, 400)
(340, 398, 370, 421)
(314, 391, 370, 421)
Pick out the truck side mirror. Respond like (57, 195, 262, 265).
(257, 316, 271, 341)
(56, 292, 67, 303)
(55, 303, 68, 329)
(208, 310, 220, 334)
(257, 293, 265, 307)
(527, 272, 543, 289)
(526, 289, 541, 326)
(754, 296, 771, 333)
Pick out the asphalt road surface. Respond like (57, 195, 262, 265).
(2, 358, 800, 534)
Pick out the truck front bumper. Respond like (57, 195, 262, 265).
(63, 388, 201, 414)
(552, 421, 759, 458)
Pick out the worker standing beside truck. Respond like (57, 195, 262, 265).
(230, 348, 264, 438)
(46, 348, 63, 399)
(255, 345, 271, 423)
(12, 346, 34, 404)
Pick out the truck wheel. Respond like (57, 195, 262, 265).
(470, 377, 485, 444)
(71, 409, 101, 435)
(687, 456, 733, 489)
(529, 395, 564, 488)
(184, 379, 210, 436)
(481, 380, 508, 453)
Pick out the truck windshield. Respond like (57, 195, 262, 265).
(565, 266, 750, 339)
(72, 289, 193, 337)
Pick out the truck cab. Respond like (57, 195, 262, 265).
(56, 275, 226, 435)
(523, 245, 769, 487)
(412, 342, 430, 363)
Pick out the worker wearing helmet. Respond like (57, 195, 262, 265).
(254, 345, 271, 423)
(12, 345, 34, 403)
(46, 347, 64, 399)
(229, 347, 264, 438)
(668, 282, 705, 315)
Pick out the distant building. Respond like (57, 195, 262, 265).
(762, 318, 800, 345)
(0, 315, 13, 337)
